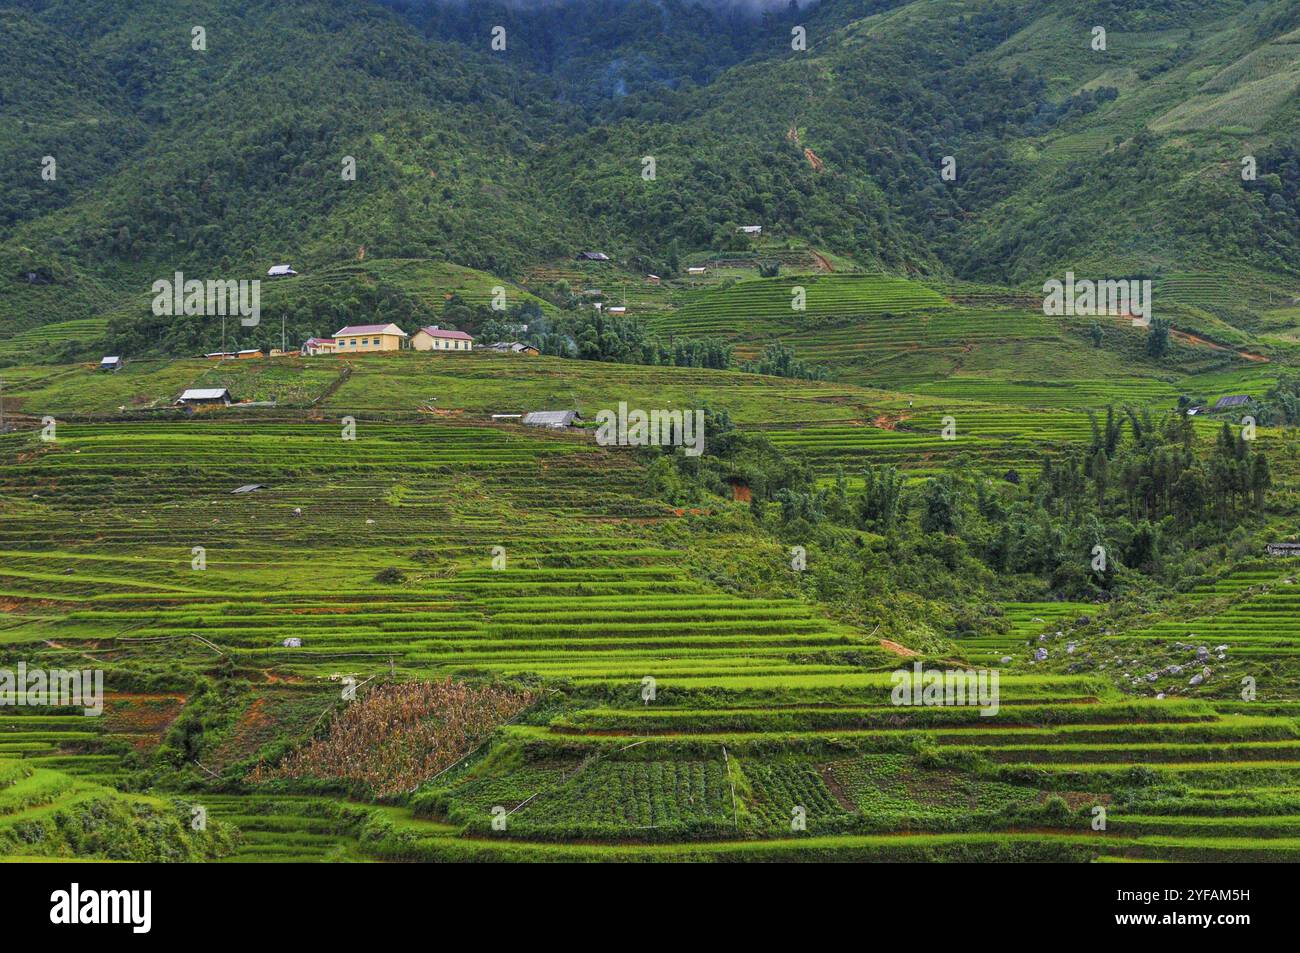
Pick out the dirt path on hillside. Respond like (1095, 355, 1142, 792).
(1170, 329, 1269, 363)
(811, 250, 834, 272)
(819, 764, 859, 812)
(880, 639, 920, 657)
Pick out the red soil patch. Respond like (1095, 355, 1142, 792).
(880, 639, 921, 657)
(810, 250, 834, 273)
(261, 670, 304, 684)
(1170, 329, 1269, 363)
(102, 694, 187, 748)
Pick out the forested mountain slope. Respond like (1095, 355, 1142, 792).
(2, 0, 1298, 352)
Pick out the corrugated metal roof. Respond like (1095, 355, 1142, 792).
(334, 323, 408, 337)
(1213, 394, 1253, 409)
(178, 388, 229, 400)
(418, 327, 474, 341)
(522, 410, 580, 428)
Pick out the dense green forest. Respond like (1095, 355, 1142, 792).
(3, 0, 1300, 352)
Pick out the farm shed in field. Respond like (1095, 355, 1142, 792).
(607, 306, 627, 315)
(737, 225, 763, 235)
(1267, 542, 1300, 557)
(176, 388, 231, 407)
(411, 326, 474, 352)
(98, 356, 123, 372)
(232, 484, 267, 494)
(646, 275, 661, 285)
(688, 266, 707, 275)
(1213, 394, 1254, 411)
(488, 342, 540, 355)
(334, 323, 407, 352)
(204, 349, 263, 360)
(521, 410, 582, 429)
(577, 251, 611, 262)
(282, 638, 302, 648)
(267, 264, 298, 277)
(1185, 405, 1205, 416)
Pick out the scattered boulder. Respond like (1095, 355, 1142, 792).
(1189, 674, 1204, 686)
(1034, 648, 1048, 661)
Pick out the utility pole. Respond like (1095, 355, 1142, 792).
(0, 378, 5, 432)
(281, 314, 286, 354)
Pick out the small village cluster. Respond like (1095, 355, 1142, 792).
(176, 322, 545, 362)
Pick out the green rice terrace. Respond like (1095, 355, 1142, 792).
(8, 0, 1300, 874)
(1, 337, 1299, 863)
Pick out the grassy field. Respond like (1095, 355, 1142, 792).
(2, 341, 1299, 862)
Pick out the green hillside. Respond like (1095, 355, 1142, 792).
(5, 0, 1300, 354)
(4, 0, 1300, 872)
(2, 348, 1298, 862)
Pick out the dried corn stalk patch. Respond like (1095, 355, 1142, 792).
(252, 679, 536, 798)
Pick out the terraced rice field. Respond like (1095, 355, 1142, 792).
(3, 404, 1299, 862)
(0, 318, 107, 363)
(648, 274, 950, 340)
(0, 351, 887, 424)
(1112, 570, 1300, 667)
(912, 376, 1181, 410)
(764, 406, 1099, 476)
